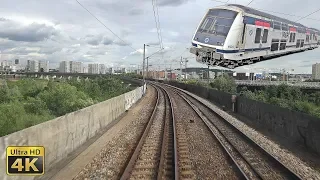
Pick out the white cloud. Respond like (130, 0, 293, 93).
(71, 44, 80, 47)
(169, 31, 179, 37)
(130, 48, 145, 55)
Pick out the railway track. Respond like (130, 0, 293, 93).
(120, 85, 178, 180)
(158, 83, 302, 180)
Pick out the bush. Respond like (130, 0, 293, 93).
(210, 74, 236, 93)
(0, 77, 134, 136)
(38, 82, 94, 116)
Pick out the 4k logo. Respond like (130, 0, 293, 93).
(6, 146, 45, 175)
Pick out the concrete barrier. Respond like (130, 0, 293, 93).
(237, 96, 320, 155)
(0, 84, 146, 180)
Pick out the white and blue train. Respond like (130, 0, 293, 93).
(190, 4, 320, 69)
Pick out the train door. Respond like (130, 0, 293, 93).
(239, 23, 247, 50)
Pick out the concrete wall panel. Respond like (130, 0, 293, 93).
(0, 85, 145, 180)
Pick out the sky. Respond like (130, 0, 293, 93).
(0, 0, 319, 73)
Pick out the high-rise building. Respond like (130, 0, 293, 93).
(30, 60, 39, 72)
(312, 63, 320, 80)
(83, 66, 88, 73)
(70, 61, 83, 73)
(88, 64, 99, 74)
(99, 64, 106, 74)
(1, 60, 12, 67)
(121, 67, 127, 74)
(59, 61, 70, 73)
(39, 60, 49, 72)
(108, 67, 114, 74)
(26, 60, 31, 71)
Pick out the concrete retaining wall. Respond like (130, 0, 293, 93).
(236, 97, 320, 154)
(164, 81, 320, 155)
(0, 84, 146, 180)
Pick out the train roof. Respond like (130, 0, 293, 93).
(309, 28, 320, 33)
(227, 4, 306, 28)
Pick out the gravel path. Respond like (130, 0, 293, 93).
(73, 86, 157, 180)
(166, 87, 240, 180)
(171, 84, 320, 180)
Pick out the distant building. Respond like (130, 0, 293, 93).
(88, 64, 99, 74)
(83, 66, 88, 73)
(59, 61, 70, 73)
(312, 63, 320, 80)
(29, 60, 39, 72)
(39, 60, 49, 72)
(121, 68, 127, 74)
(99, 64, 106, 74)
(1, 60, 13, 67)
(70, 61, 82, 73)
(108, 67, 114, 74)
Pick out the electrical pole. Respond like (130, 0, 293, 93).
(143, 44, 146, 82)
(184, 58, 188, 80)
(146, 57, 149, 78)
(207, 65, 210, 84)
(158, 65, 160, 79)
(180, 57, 183, 80)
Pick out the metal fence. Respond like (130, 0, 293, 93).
(235, 80, 320, 89)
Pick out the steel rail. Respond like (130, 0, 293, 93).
(120, 85, 161, 180)
(160, 82, 302, 180)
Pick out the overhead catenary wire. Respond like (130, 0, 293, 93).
(247, 0, 254, 6)
(254, 8, 320, 21)
(294, 8, 320, 22)
(75, 0, 137, 51)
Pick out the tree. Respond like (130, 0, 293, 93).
(210, 74, 236, 93)
(38, 82, 94, 116)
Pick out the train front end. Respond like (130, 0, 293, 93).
(190, 6, 242, 68)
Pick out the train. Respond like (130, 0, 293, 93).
(190, 4, 320, 69)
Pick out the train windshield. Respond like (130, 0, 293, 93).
(198, 9, 238, 36)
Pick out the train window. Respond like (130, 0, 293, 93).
(262, 29, 268, 43)
(212, 25, 230, 36)
(199, 9, 238, 36)
(296, 39, 300, 48)
(306, 35, 309, 42)
(208, 9, 238, 19)
(200, 18, 214, 32)
(282, 24, 289, 31)
(289, 33, 293, 42)
(271, 39, 279, 51)
(293, 33, 296, 42)
(301, 40, 304, 47)
(215, 17, 234, 26)
(255, 28, 262, 43)
(280, 39, 287, 50)
(273, 22, 281, 30)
